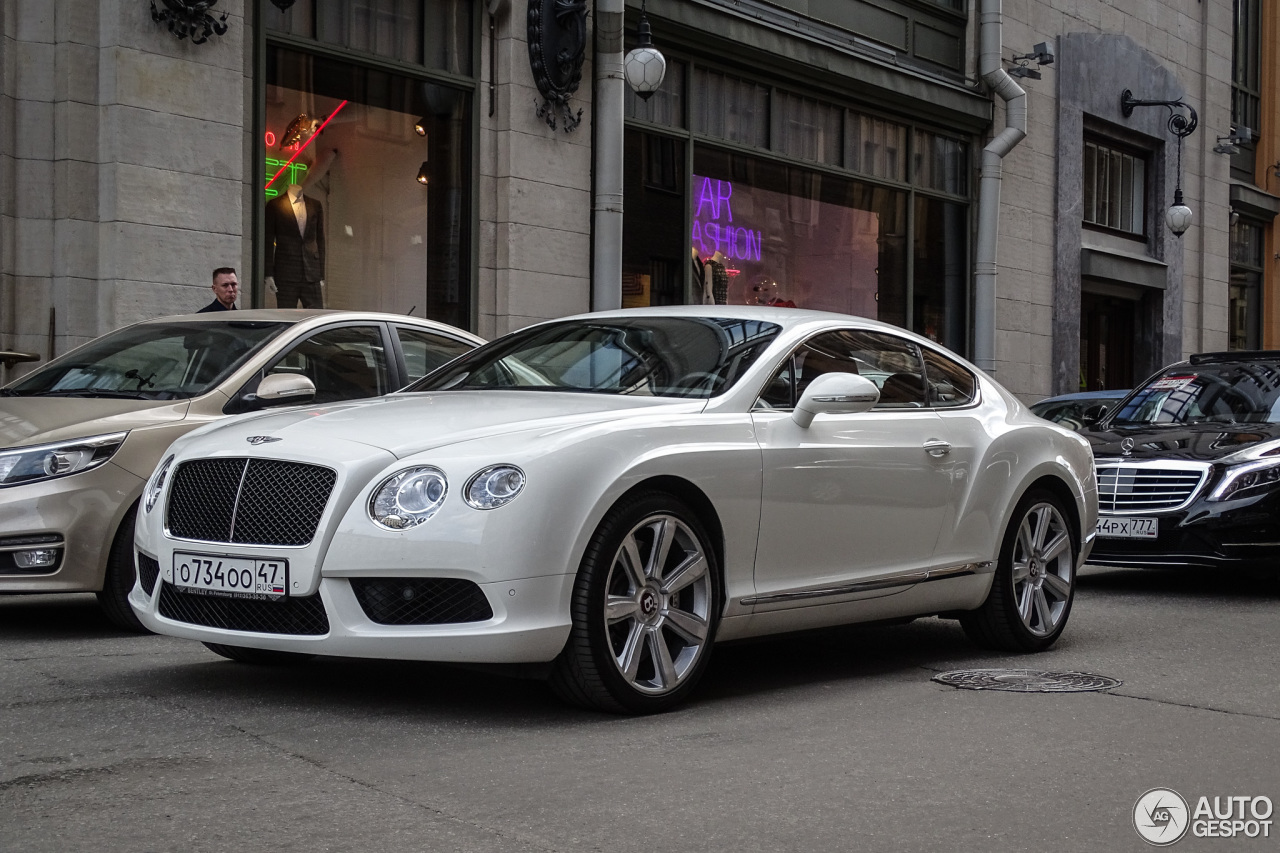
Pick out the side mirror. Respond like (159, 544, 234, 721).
(793, 373, 880, 428)
(1081, 403, 1110, 425)
(249, 373, 316, 409)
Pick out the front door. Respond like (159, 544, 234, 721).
(1080, 292, 1136, 391)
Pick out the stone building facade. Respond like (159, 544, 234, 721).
(1, 0, 1275, 402)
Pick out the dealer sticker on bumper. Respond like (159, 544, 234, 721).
(1096, 516, 1159, 539)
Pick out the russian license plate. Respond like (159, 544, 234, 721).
(1096, 516, 1159, 539)
(169, 552, 288, 600)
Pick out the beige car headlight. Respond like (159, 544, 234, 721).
(0, 432, 128, 487)
(369, 466, 448, 529)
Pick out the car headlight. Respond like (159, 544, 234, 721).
(1208, 459, 1280, 501)
(144, 455, 175, 513)
(464, 465, 526, 510)
(369, 466, 448, 529)
(0, 432, 128, 487)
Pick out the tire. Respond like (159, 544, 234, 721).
(96, 503, 149, 633)
(551, 491, 721, 714)
(960, 489, 1076, 652)
(203, 642, 315, 665)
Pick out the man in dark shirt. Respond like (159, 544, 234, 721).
(198, 267, 239, 312)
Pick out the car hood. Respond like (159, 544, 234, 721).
(1081, 421, 1280, 462)
(190, 391, 705, 458)
(0, 397, 191, 449)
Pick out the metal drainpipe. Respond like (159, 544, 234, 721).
(592, 0, 625, 311)
(974, 0, 1026, 372)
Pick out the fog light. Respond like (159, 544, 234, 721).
(14, 549, 60, 569)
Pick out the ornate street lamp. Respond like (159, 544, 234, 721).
(1121, 89, 1198, 237)
(624, 1, 666, 100)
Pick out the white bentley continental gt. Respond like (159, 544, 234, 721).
(131, 307, 1098, 713)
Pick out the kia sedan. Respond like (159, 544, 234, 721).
(0, 310, 481, 630)
(131, 306, 1098, 713)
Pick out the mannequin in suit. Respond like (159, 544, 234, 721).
(265, 184, 326, 308)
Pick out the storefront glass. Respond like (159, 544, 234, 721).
(261, 47, 472, 329)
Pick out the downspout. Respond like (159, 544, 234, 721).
(592, 0, 625, 311)
(974, 0, 1026, 372)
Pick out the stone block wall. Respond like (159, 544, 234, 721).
(0, 0, 246, 376)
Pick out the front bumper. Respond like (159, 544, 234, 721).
(1088, 491, 1280, 571)
(129, 568, 574, 663)
(0, 462, 142, 592)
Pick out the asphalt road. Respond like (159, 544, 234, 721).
(2, 566, 1277, 853)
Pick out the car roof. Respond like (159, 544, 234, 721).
(1033, 389, 1129, 404)
(133, 309, 483, 341)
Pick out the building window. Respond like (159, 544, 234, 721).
(1231, 0, 1261, 179)
(1083, 139, 1147, 237)
(1229, 218, 1263, 350)
(262, 46, 472, 329)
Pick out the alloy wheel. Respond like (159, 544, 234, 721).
(1011, 502, 1074, 637)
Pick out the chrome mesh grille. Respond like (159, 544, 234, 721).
(166, 458, 336, 546)
(1097, 463, 1209, 513)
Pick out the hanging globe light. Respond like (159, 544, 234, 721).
(624, 3, 666, 101)
(1166, 188, 1193, 236)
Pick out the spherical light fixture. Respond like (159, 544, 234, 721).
(623, 4, 666, 101)
(1166, 192, 1193, 236)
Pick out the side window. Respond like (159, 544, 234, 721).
(755, 329, 926, 409)
(395, 326, 475, 384)
(921, 347, 977, 407)
(267, 325, 390, 405)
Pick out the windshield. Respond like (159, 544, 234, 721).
(410, 317, 781, 398)
(4, 321, 290, 400)
(1108, 361, 1280, 426)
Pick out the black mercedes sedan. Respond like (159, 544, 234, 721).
(1079, 351, 1280, 574)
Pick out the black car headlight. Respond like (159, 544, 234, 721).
(1208, 459, 1280, 502)
(0, 432, 128, 487)
(369, 466, 448, 529)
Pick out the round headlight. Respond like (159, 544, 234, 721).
(369, 466, 448, 529)
(464, 465, 526, 510)
(144, 455, 174, 514)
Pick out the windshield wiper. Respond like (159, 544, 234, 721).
(28, 389, 155, 399)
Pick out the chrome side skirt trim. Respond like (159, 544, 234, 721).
(741, 561, 992, 607)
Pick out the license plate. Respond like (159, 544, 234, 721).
(169, 552, 289, 600)
(1096, 516, 1159, 539)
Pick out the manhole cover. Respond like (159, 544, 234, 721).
(932, 669, 1122, 693)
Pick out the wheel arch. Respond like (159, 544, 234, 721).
(606, 476, 726, 600)
(1018, 474, 1084, 558)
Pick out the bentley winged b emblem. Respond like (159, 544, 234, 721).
(246, 436, 283, 445)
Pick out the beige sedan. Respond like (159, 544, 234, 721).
(0, 309, 481, 630)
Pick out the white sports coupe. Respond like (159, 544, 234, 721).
(131, 306, 1098, 713)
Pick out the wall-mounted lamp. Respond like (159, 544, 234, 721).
(1121, 89, 1198, 237)
(1213, 125, 1251, 155)
(1230, 207, 1240, 227)
(413, 116, 428, 136)
(416, 162, 430, 185)
(623, 0, 667, 100)
(1006, 42, 1054, 79)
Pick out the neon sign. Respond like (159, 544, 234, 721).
(263, 160, 307, 199)
(691, 176, 763, 262)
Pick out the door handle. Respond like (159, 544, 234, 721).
(923, 439, 952, 457)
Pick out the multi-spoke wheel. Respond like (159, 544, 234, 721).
(961, 489, 1076, 652)
(551, 491, 720, 713)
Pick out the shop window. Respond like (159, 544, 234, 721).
(263, 47, 472, 329)
(691, 148, 908, 325)
(691, 69, 769, 148)
(913, 130, 967, 195)
(1229, 218, 1263, 350)
(1082, 139, 1147, 238)
(625, 59, 685, 129)
(265, 0, 471, 75)
(623, 130, 689, 307)
(776, 91, 842, 167)
(847, 113, 907, 182)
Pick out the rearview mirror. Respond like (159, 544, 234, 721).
(251, 373, 316, 408)
(1081, 403, 1110, 425)
(793, 373, 880, 428)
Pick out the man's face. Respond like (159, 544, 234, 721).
(213, 274, 239, 307)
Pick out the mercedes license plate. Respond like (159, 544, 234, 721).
(1096, 516, 1159, 539)
(169, 552, 288, 599)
